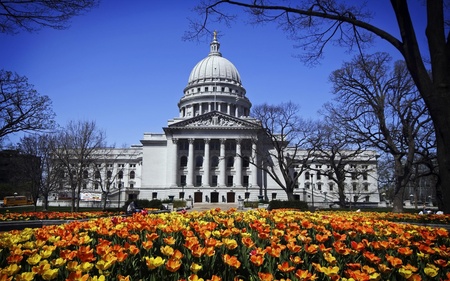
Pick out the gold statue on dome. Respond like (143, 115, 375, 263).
(213, 30, 217, 40)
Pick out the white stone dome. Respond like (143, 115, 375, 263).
(186, 34, 242, 87)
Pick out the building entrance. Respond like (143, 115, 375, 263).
(194, 192, 203, 203)
(227, 192, 235, 203)
(210, 192, 219, 203)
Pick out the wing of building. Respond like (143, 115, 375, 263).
(49, 33, 380, 208)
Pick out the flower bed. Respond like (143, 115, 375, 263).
(0, 209, 449, 280)
(0, 211, 123, 222)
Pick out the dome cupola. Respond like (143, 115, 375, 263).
(179, 32, 251, 118)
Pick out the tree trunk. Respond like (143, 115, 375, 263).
(424, 87, 450, 213)
(391, 186, 405, 213)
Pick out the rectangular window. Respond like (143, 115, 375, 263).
(365, 196, 370, 202)
(94, 183, 99, 190)
(329, 183, 334, 191)
(243, 176, 249, 187)
(227, 176, 233, 187)
(83, 183, 87, 189)
(152, 192, 157, 199)
(351, 172, 357, 180)
(180, 175, 186, 186)
(195, 175, 202, 187)
(317, 173, 321, 180)
(305, 183, 310, 189)
(317, 183, 322, 191)
(363, 172, 368, 181)
(211, 175, 218, 187)
(352, 182, 357, 191)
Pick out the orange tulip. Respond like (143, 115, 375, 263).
(164, 236, 176, 245)
(277, 261, 296, 273)
(223, 254, 241, 270)
(294, 269, 317, 281)
(250, 254, 264, 266)
(397, 247, 413, 256)
(166, 257, 182, 272)
(257, 272, 273, 281)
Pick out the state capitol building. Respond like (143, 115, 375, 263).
(54, 34, 380, 208)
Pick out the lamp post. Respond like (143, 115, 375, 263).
(118, 181, 121, 209)
(311, 173, 315, 209)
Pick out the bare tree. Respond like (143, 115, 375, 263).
(325, 53, 433, 212)
(90, 147, 141, 210)
(309, 121, 374, 207)
(50, 120, 106, 212)
(250, 102, 315, 201)
(0, 70, 55, 142)
(17, 133, 61, 210)
(0, 0, 99, 34)
(189, 0, 450, 213)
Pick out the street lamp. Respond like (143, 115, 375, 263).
(118, 181, 122, 209)
(311, 173, 315, 209)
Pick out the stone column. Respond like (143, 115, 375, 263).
(208, 102, 212, 112)
(169, 138, 178, 187)
(235, 139, 242, 187)
(235, 105, 239, 117)
(227, 103, 231, 115)
(219, 138, 226, 187)
(202, 139, 210, 187)
(199, 103, 203, 115)
(187, 138, 195, 187)
(251, 141, 258, 187)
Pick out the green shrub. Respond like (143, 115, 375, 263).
(267, 200, 309, 211)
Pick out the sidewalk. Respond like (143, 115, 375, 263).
(186, 202, 240, 212)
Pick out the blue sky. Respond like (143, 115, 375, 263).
(1, 1, 427, 147)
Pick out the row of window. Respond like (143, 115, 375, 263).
(82, 170, 136, 179)
(180, 155, 250, 168)
(180, 175, 249, 187)
(304, 182, 370, 191)
(303, 171, 369, 181)
(186, 86, 243, 95)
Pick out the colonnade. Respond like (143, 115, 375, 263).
(180, 101, 250, 118)
(168, 138, 258, 188)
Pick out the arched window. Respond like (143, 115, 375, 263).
(211, 156, 219, 168)
(243, 156, 250, 168)
(196, 156, 203, 167)
(305, 172, 310, 180)
(107, 170, 112, 178)
(94, 171, 100, 179)
(118, 170, 123, 179)
(83, 170, 89, 179)
(129, 171, 135, 179)
(180, 156, 188, 167)
(227, 156, 234, 168)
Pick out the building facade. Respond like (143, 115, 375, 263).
(51, 34, 380, 207)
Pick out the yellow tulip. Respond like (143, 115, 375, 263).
(14, 272, 36, 281)
(26, 253, 42, 265)
(41, 268, 59, 281)
(190, 262, 202, 273)
(144, 256, 166, 270)
(160, 245, 174, 257)
(79, 262, 94, 272)
(424, 264, 439, 278)
(51, 258, 66, 267)
(2, 264, 21, 276)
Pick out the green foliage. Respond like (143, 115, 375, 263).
(267, 200, 309, 211)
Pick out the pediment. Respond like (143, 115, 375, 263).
(168, 111, 261, 129)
